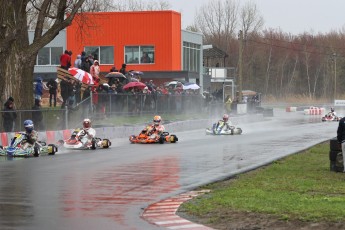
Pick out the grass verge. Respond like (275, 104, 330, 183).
(179, 141, 345, 226)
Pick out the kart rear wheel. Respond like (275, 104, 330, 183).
(129, 135, 136, 143)
(236, 128, 243, 135)
(102, 139, 111, 148)
(48, 144, 57, 155)
(170, 135, 178, 143)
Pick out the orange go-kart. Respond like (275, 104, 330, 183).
(129, 130, 178, 144)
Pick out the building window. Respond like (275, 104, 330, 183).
(84, 46, 114, 64)
(36, 47, 63, 66)
(125, 46, 154, 64)
(183, 42, 201, 73)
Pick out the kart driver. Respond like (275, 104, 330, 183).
(214, 114, 234, 134)
(329, 107, 337, 117)
(77, 118, 97, 147)
(22, 120, 38, 149)
(142, 115, 165, 139)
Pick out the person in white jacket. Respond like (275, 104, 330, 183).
(77, 118, 96, 148)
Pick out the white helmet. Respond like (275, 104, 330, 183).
(83, 118, 91, 130)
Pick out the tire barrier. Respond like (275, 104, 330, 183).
(304, 106, 325, 115)
(329, 138, 344, 172)
(285, 107, 297, 112)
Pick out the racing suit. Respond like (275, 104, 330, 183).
(77, 128, 96, 147)
(214, 120, 233, 134)
(22, 130, 38, 149)
(143, 124, 165, 140)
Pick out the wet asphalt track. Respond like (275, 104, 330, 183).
(0, 109, 339, 230)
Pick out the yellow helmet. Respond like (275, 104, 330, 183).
(153, 115, 161, 126)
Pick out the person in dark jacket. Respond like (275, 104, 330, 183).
(337, 117, 345, 172)
(32, 99, 45, 131)
(2, 97, 17, 132)
(47, 78, 58, 107)
(119, 63, 127, 75)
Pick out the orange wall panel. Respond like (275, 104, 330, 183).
(67, 11, 181, 72)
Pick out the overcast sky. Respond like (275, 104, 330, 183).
(168, 0, 345, 35)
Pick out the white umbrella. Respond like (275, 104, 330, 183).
(183, 83, 200, 90)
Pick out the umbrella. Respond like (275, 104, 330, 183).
(68, 67, 94, 85)
(128, 70, 144, 76)
(104, 72, 126, 79)
(123, 81, 147, 90)
(183, 83, 200, 90)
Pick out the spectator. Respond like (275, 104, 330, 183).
(34, 76, 43, 100)
(147, 80, 156, 92)
(119, 63, 127, 75)
(141, 53, 151, 63)
(60, 78, 71, 108)
(88, 54, 94, 64)
(81, 51, 86, 62)
(75, 81, 82, 104)
(110, 66, 117, 72)
(60, 50, 71, 70)
(2, 97, 17, 132)
(81, 56, 91, 73)
(32, 98, 45, 131)
(74, 54, 82, 68)
(90, 60, 100, 81)
(67, 80, 77, 108)
(47, 78, 58, 107)
(225, 95, 232, 114)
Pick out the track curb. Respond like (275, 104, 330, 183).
(141, 190, 214, 230)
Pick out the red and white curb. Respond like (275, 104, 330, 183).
(142, 190, 214, 230)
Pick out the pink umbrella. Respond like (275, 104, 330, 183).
(123, 81, 147, 90)
(68, 67, 94, 85)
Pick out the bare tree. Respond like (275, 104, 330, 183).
(0, 0, 86, 108)
(111, 0, 171, 11)
(195, 0, 238, 50)
(240, 0, 264, 37)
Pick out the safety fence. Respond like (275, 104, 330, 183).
(0, 93, 262, 133)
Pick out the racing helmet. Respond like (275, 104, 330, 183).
(83, 118, 91, 130)
(331, 107, 335, 112)
(153, 115, 161, 126)
(223, 114, 229, 122)
(24, 120, 34, 133)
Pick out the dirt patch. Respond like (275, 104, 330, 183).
(178, 210, 345, 230)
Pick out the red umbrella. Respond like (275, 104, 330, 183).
(123, 81, 147, 90)
(68, 67, 94, 85)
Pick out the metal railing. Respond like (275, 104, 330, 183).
(0, 93, 261, 132)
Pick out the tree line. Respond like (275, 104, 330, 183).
(190, 0, 345, 100)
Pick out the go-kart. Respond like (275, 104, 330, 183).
(206, 122, 242, 135)
(322, 113, 341, 122)
(58, 128, 111, 150)
(129, 130, 178, 144)
(0, 132, 58, 157)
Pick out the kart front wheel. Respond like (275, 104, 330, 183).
(33, 146, 40, 157)
(159, 135, 165, 144)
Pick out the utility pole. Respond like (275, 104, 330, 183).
(238, 30, 243, 103)
(333, 53, 337, 101)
